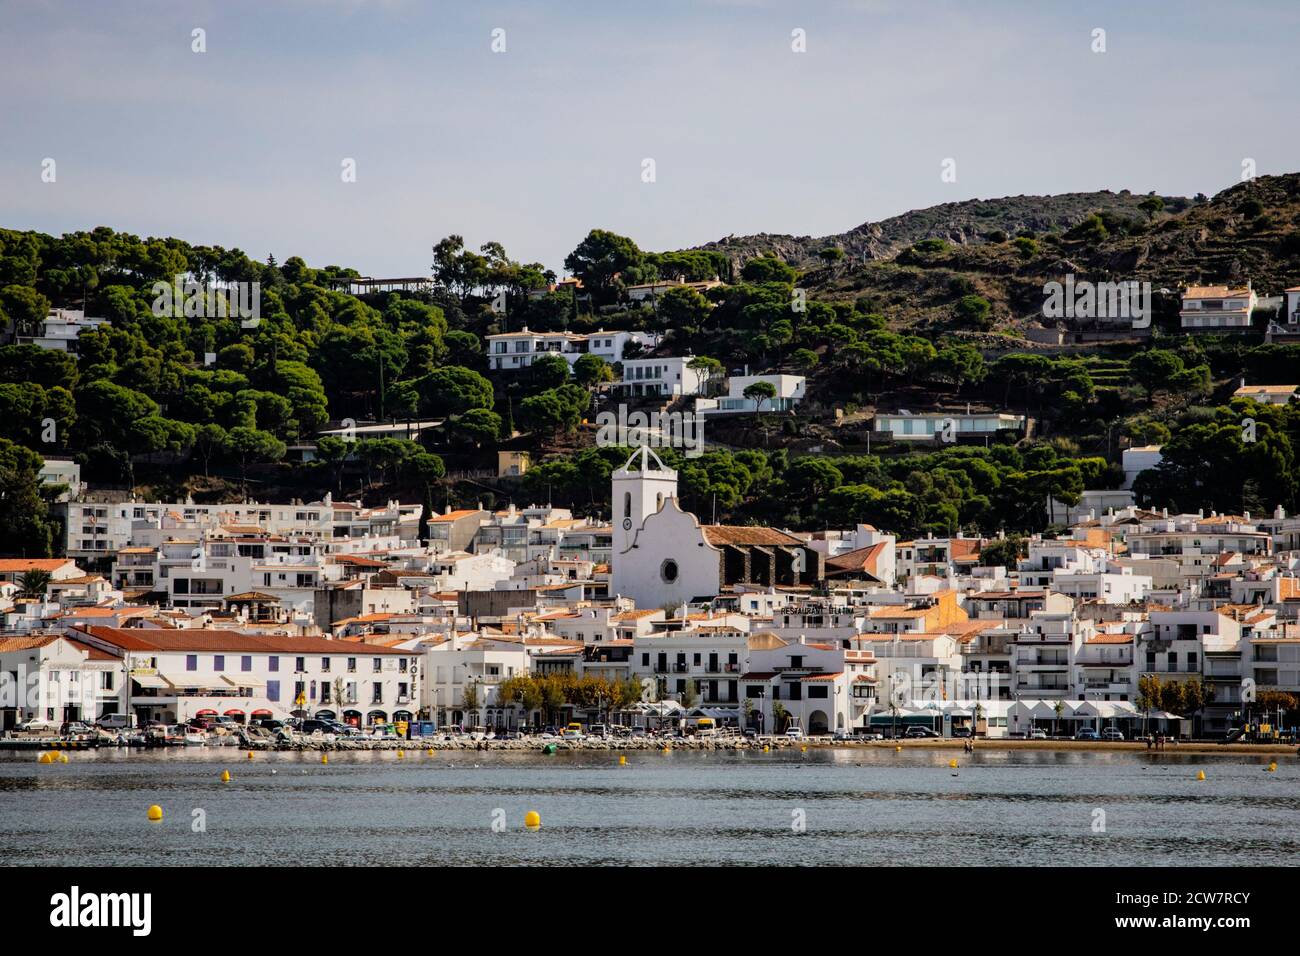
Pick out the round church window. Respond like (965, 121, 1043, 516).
(661, 559, 679, 582)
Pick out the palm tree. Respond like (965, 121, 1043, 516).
(17, 569, 52, 600)
(772, 701, 790, 734)
(1053, 699, 1064, 737)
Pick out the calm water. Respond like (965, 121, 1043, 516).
(0, 747, 1295, 866)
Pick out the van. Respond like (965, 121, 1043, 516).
(96, 714, 131, 731)
(566, 722, 582, 733)
(695, 718, 717, 737)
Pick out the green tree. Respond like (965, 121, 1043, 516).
(0, 439, 55, 556)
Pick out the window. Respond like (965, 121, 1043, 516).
(186, 655, 197, 672)
(100, 672, 114, 690)
(347, 657, 357, 673)
(267, 680, 280, 702)
(807, 685, 829, 699)
(372, 658, 382, 673)
(295, 657, 306, 672)
(399, 658, 407, 673)
(661, 559, 679, 583)
(372, 682, 383, 704)
(241, 655, 252, 672)
(269, 656, 279, 672)
(321, 683, 331, 704)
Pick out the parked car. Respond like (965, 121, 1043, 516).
(1029, 729, 1049, 740)
(95, 714, 131, 731)
(904, 727, 940, 739)
(59, 721, 93, 736)
(561, 729, 583, 741)
(951, 728, 971, 738)
(1101, 728, 1125, 741)
(588, 724, 608, 738)
(1075, 729, 1100, 741)
(16, 718, 57, 733)
(859, 731, 884, 741)
(785, 727, 806, 740)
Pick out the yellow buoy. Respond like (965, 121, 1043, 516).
(426, 748, 434, 757)
(1268, 762, 1278, 772)
(147, 805, 163, 822)
(58, 752, 69, 764)
(801, 745, 807, 753)
(895, 745, 902, 752)
(618, 754, 627, 765)
(1196, 770, 1206, 781)
(220, 770, 231, 783)
(949, 758, 959, 769)
(247, 751, 254, 760)
(524, 810, 541, 830)
(321, 753, 329, 765)
(661, 747, 670, 754)
(37, 752, 54, 764)
(397, 750, 405, 759)
(762, 745, 770, 753)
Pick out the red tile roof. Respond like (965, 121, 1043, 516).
(77, 626, 410, 655)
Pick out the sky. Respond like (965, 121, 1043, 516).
(3, 0, 1299, 277)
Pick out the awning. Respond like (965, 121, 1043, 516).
(251, 709, 273, 717)
(196, 709, 218, 716)
(132, 673, 172, 689)
(223, 675, 265, 688)
(223, 709, 245, 716)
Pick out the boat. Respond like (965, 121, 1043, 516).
(183, 731, 208, 746)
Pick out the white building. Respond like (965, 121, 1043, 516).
(1121, 445, 1163, 490)
(615, 356, 709, 398)
(484, 327, 657, 371)
(72, 625, 418, 727)
(609, 447, 820, 610)
(1179, 284, 1256, 331)
(16, 308, 109, 352)
(874, 411, 1027, 441)
(421, 633, 529, 729)
(697, 374, 806, 415)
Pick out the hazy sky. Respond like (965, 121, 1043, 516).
(4, 0, 1298, 277)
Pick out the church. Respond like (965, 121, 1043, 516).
(610, 446, 824, 611)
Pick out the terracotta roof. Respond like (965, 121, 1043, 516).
(224, 591, 281, 603)
(429, 510, 481, 522)
(1085, 634, 1133, 645)
(0, 559, 74, 573)
(1182, 285, 1252, 299)
(0, 635, 60, 653)
(702, 526, 803, 547)
(78, 626, 410, 655)
(825, 542, 888, 575)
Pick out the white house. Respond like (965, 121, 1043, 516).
(697, 374, 806, 415)
(874, 411, 1027, 441)
(484, 327, 658, 371)
(16, 308, 109, 352)
(1179, 284, 1256, 331)
(1233, 383, 1298, 406)
(615, 356, 709, 398)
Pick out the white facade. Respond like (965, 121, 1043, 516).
(616, 356, 708, 397)
(1180, 285, 1256, 330)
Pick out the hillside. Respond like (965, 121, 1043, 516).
(755, 174, 1300, 337)
(696, 190, 1195, 270)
